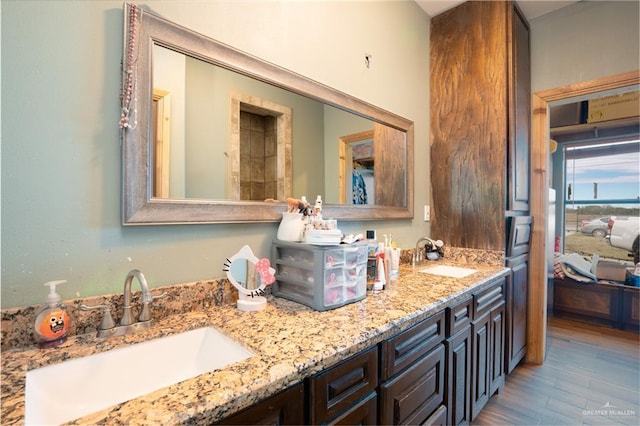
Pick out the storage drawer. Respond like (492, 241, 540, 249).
(324, 245, 368, 268)
(473, 278, 506, 317)
(379, 344, 446, 425)
(308, 346, 378, 425)
(446, 297, 473, 337)
(380, 311, 445, 381)
(272, 241, 368, 311)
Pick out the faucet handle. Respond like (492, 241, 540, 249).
(152, 291, 168, 301)
(138, 291, 168, 322)
(80, 304, 116, 331)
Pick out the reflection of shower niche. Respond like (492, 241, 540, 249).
(229, 93, 292, 201)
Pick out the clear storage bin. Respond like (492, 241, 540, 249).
(271, 240, 368, 311)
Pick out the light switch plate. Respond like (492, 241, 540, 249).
(424, 205, 430, 221)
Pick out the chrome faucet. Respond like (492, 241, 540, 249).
(414, 237, 445, 264)
(414, 237, 431, 265)
(81, 269, 166, 338)
(121, 269, 153, 326)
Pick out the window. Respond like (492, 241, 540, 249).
(562, 139, 639, 262)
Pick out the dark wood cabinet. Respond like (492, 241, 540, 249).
(505, 254, 528, 373)
(471, 311, 491, 420)
(218, 382, 305, 425)
(488, 301, 506, 397)
(379, 344, 446, 425)
(379, 311, 446, 425)
(220, 279, 508, 425)
(380, 311, 445, 380)
(445, 325, 472, 425)
(507, 4, 531, 212)
(471, 279, 506, 420)
(308, 346, 378, 425)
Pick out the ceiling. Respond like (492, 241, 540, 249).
(416, 0, 580, 20)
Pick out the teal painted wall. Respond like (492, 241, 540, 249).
(1, 0, 431, 308)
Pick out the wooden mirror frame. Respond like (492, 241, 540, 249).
(121, 3, 414, 225)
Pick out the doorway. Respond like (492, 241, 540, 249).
(338, 130, 374, 205)
(529, 70, 640, 364)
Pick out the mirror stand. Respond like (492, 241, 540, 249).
(223, 245, 276, 312)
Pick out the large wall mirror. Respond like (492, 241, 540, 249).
(121, 3, 414, 224)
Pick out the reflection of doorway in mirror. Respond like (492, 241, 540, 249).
(152, 89, 171, 198)
(339, 130, 375, 205)
(229, 92, 292, 201)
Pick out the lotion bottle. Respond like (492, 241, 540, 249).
(34, 280, 71, 348)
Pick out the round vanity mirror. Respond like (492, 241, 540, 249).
(223, 245, 275, 311)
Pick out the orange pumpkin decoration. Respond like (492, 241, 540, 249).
(38, 309, 69, 340)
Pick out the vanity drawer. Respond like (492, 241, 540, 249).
(308, 346, 378, 425)
(446, 297, 473, 337)
(380, 310, 445, 381)
(473, 278, 506, 317)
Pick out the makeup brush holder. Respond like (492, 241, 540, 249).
(277, 212, 305, 242)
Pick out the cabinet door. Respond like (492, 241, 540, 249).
(446, 326, 471, 426)
(470, 312, 490, 420)
(218, 382, 304, 425)
(380, 344, 446, 425)
(489, 301, 506, 396)
(506, 255, 528, 373)
(507, 3, 531, 212)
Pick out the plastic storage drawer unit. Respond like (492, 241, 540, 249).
(271, 241, 368, 311)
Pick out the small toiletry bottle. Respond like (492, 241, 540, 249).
(314, 195, 323, 219)
(390, 242, 400, 280)
(34, 280, 71, 348)
(366, 230, 378, 257)
(373, 242, 386, 291)
(384, 241, 392, 288)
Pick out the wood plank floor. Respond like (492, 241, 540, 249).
(473, 317, 640, 426)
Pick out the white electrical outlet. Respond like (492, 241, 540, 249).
(424, 205, 430, 221)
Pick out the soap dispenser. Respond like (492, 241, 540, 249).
(34, 280, 71, 348)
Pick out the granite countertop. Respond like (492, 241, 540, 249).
(1, 262, 509, 425)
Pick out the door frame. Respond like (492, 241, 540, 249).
(528, 69, 639, 364)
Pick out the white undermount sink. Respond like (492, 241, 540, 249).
(418, 264, 477, 278)
(25, 327, 254, 425)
